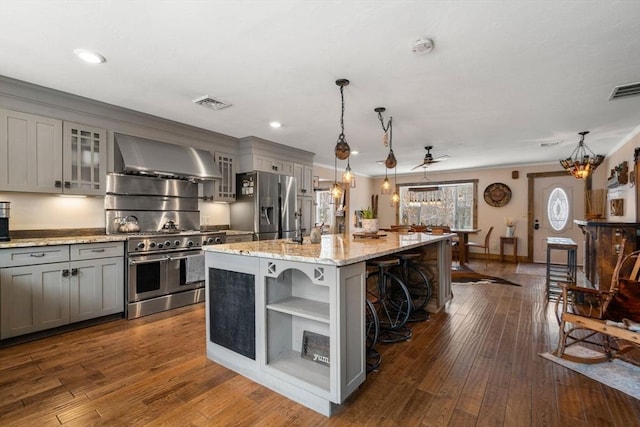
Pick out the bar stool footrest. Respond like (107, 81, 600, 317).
(379, 326, 412, 343)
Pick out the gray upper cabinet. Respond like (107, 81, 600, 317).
(202, 151, 236, 202)
(62, 121, 107, 195)
(0, 109, 106, 195)
(294, 163, 314, 196)
(0, 109, 63, 192)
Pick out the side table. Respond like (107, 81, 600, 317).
(500, 236, 518, 263)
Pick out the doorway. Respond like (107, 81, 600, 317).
(528, 171, 585, 264)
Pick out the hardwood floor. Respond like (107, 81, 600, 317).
(1, 261, 639, 426)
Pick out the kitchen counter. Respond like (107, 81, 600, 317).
(0, 234, 127, 249)
(204, 232, 452, 266)
(223, 229, 253, 235)
(204, 231, 452, 416)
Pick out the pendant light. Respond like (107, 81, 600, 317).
(560, 131, 605, 179)
(375, 107, 397, 168)
(381, 168, 392, 195)
(331, 156, 343, 203)
(342, 158, 356, 188)
(334, 79, 351, 160)
(391, 167, 400, 207)
(375, 107, 397, 194)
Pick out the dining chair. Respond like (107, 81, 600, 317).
(465, 226, 493, 266)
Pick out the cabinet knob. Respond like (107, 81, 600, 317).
(64, 181, 71, 188)
(71, 268, 78, 276)
(55, 180, 62, 188)
(62, 269, 70, 277)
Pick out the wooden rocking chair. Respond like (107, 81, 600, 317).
(555, 240, 640, 364)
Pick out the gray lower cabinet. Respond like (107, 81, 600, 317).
(69, 256, 124, 323)
(0, 242, 124, 339)
(0, 261, 70, 338)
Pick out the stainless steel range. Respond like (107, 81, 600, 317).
(105, 173, 225, 319)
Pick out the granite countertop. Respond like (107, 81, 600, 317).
(224, 230, 254, 235)
(203, 232, 452, 266)
(0, 235, 128, 249)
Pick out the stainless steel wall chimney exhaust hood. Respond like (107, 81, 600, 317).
(114, 133, 222, 180)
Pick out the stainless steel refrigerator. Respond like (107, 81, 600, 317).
(231, 171, 298, 240)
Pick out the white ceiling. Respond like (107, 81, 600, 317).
(1, 1, 639, 177)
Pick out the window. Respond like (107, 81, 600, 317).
(547, 187, 570, 231)
(398, 179, 477, 229)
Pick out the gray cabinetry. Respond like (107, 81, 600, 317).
(250, 154, 293, 175)
(297, 196, 314, 236)
(62, 121, 107, 195)
(293, 163, 314, 196)
(0, 242, 124, 339)
(0, 261, 70, 338)
(0, 108, 63, 193)
(0, 109, 107, 195)
(69, 242, 124, 322)
(203, 151, 236, 202)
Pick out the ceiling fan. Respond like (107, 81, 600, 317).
(411, 146, 450, 170)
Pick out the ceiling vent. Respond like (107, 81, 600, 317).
(192, 95, 232, 110)
(609, 82, 640, 100)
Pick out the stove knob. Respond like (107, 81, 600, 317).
(187, 240, 194, 247)
(157, 243, 163, 249)
(164, 240, 172, 248)
(174, 240, 181, 246)
(214, 237, 223, 244)
(137, 242, 145, 249)
(207, 237, 215, 244)
(149, 242, 156, 248)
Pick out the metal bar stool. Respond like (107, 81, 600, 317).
(392, 252, 431, 322)
(546, 237, 578, 301)
(366, 258, 412, 343)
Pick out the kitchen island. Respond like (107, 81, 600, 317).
(203, 232, 452, 416)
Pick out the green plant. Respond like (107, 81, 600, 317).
(361, 207, 376, 219)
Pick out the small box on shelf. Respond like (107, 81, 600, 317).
(301, 330, 330, 366)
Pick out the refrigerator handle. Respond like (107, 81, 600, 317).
(261, 206, 271, 225)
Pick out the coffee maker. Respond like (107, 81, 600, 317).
(0, 201, 10, 241)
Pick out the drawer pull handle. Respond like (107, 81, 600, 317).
(71, 268, 78, 276)
(62, 269, 69, 277)
(30, 253, 46, 258)
(91, 248, 106, 253)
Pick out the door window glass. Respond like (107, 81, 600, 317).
(547, 187, 570, 231)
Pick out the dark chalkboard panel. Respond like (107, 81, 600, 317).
(209, 268, 255, 360)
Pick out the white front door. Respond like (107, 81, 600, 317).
(532, 175, 585, 264)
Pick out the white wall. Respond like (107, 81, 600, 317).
(374, 163, 569, 258)
(601, 128, 640, 222)
(0, 191, 231, 230)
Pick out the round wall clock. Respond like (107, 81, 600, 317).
(484, 182, 512, 207)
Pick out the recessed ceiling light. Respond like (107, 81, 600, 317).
(269, 121, 282, 128)
(73, 49, 106, 64)
(351, 150, 359, 155)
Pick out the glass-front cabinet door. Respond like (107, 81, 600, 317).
(62, 121, 106, 195)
